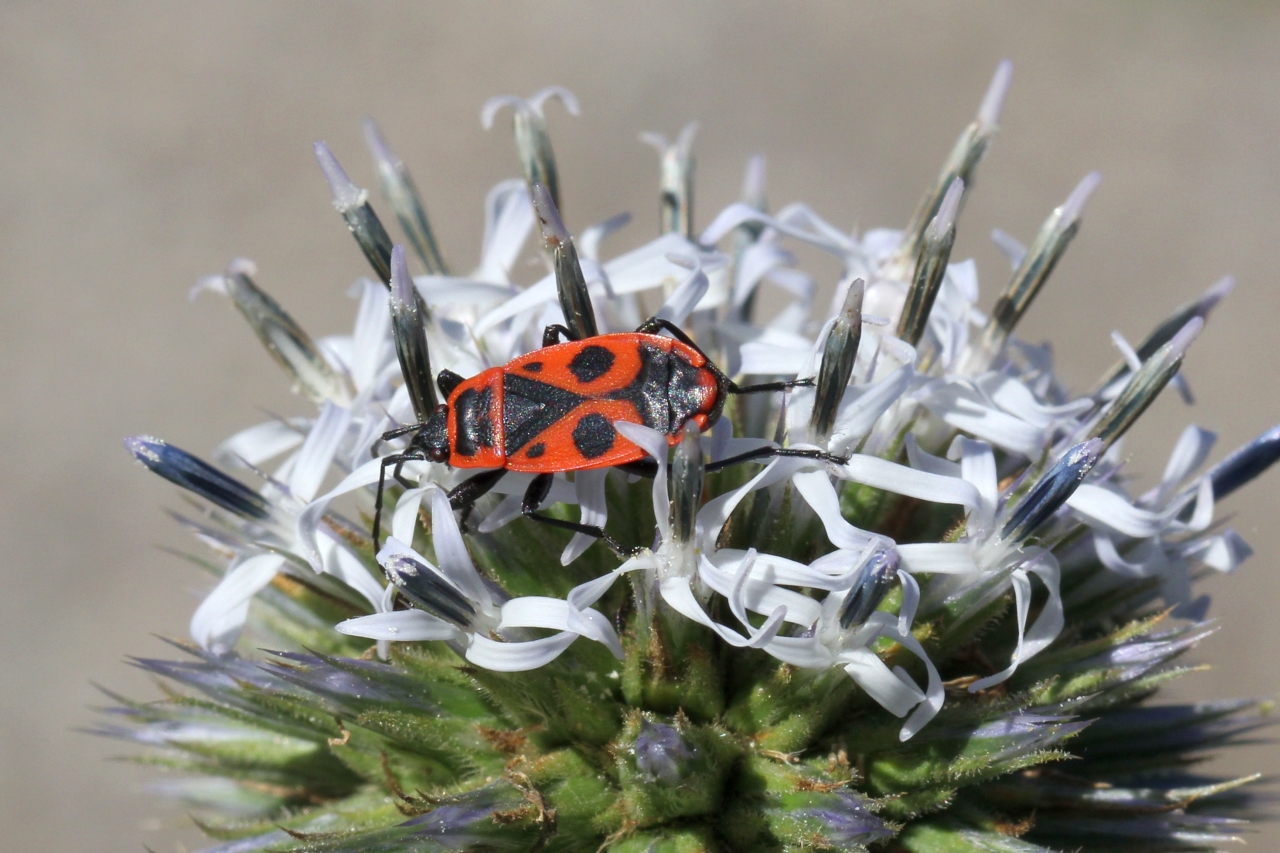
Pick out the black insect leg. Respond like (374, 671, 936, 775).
(705, 445, 849, 473)
(542, 324, 577, 347)
(445, 468, 507, 532)
(521, 472, 642, 557)
(635, 316, 704, 352)
(729, 377, 816, 395)
(373, 451, 426, 554)
(372, 422, 424, 456)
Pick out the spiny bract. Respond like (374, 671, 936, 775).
(108, 65, 1275, 853)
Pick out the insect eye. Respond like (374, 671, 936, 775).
(430, 448, 448, 462)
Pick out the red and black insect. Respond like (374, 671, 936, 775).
(373, 318, 846, 555)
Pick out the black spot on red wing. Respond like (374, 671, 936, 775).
(522, 361, 543, 373)
(572, 413, 616, 459)
(454, 387, 494, 456)
(526, 442, 546, 459)
(567, 345, 616, 383)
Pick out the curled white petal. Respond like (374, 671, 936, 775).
(191, 554, 286, 654)
(465, 632, 578, 671)
(338, 610, 462, 642)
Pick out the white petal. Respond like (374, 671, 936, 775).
(289, 403, 351, 503)
(296, 456, 387, 570)
(430, 488, 489, 607)
(896, 543, 978, 574)
(898, 569, 920, 635)
(828, 365, 915, 454)
(762, 634, 834, 668)
(1183, 529, 1253, 573)
(477, 180, 534, 282)
(700, 204, 851, 258)
(975, 373, 1092, 429)
(473, 234, 700, 336)
(917, 380, 1045, 457)
(1093, 532, 1166, 578)
(697, 458, 797, 549)
(215, 420, 305, 469)
(655, 263, 709, 326)
(991, 228, 1027, 269)
(392, 486, 433, 544)
(660, 576, 785, 649)
(699, 552, 822, 627)
(840, 455, 982, 510)
(191, 554, 286, 654)
(1159, 425, 1217, 496)
(968, 553, 1062, 693)
(1068, 484, 1179, 538)
(348, 279, 391, 391)
(466, 632, 578, 671)
(615, 421, 672, 543)
(884, 627, 944, 740)
(318, 534, 385, 609)
(498, 597, 623, 658)
(337, 610, 460, 642)
(714, 547, 855, 591)
(477, 493, 524, 533)
(791, 470, 877, 550)
(841, 647, 924, 718)
(562, 469, 608, 565)
(954, 436, 998, 531)
(579, 212, 632, 261)
(905, 435, 961, 479)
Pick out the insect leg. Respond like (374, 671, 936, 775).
(373, 422, 425, 456)
(635, 316, 703, 352)
(541, 324, 577, 347)
(728, 377, 816, 395)
(446, 468, 507, 532)
(373, 453, 412, 554)
(521, 473, 642, 557)
(704, 445, 849, 473)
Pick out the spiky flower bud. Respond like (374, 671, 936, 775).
(107, 67, 1274, 853)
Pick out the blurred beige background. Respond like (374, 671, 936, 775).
(3, 2, 1278, 850)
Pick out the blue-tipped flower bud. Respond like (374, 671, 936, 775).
(810, 278, 865, 443)
(839, 549, 899, 629)
(1088, 317, 1202, 448)
(1209, 425, 1280, 501)
(1001, 438, 1103, 542)
(125, 436, 270, 521)
(381, 551, 475, 630)
(362, 118, 449, 275)
(531, 183, 598, 340)
(314, 141, 395, 286)
(389, 244, 438, 420)
(635, 720, 693, 784)
(790, 791, 894, 848)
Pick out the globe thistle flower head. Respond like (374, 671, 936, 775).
(107, 62, 1277, 853)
